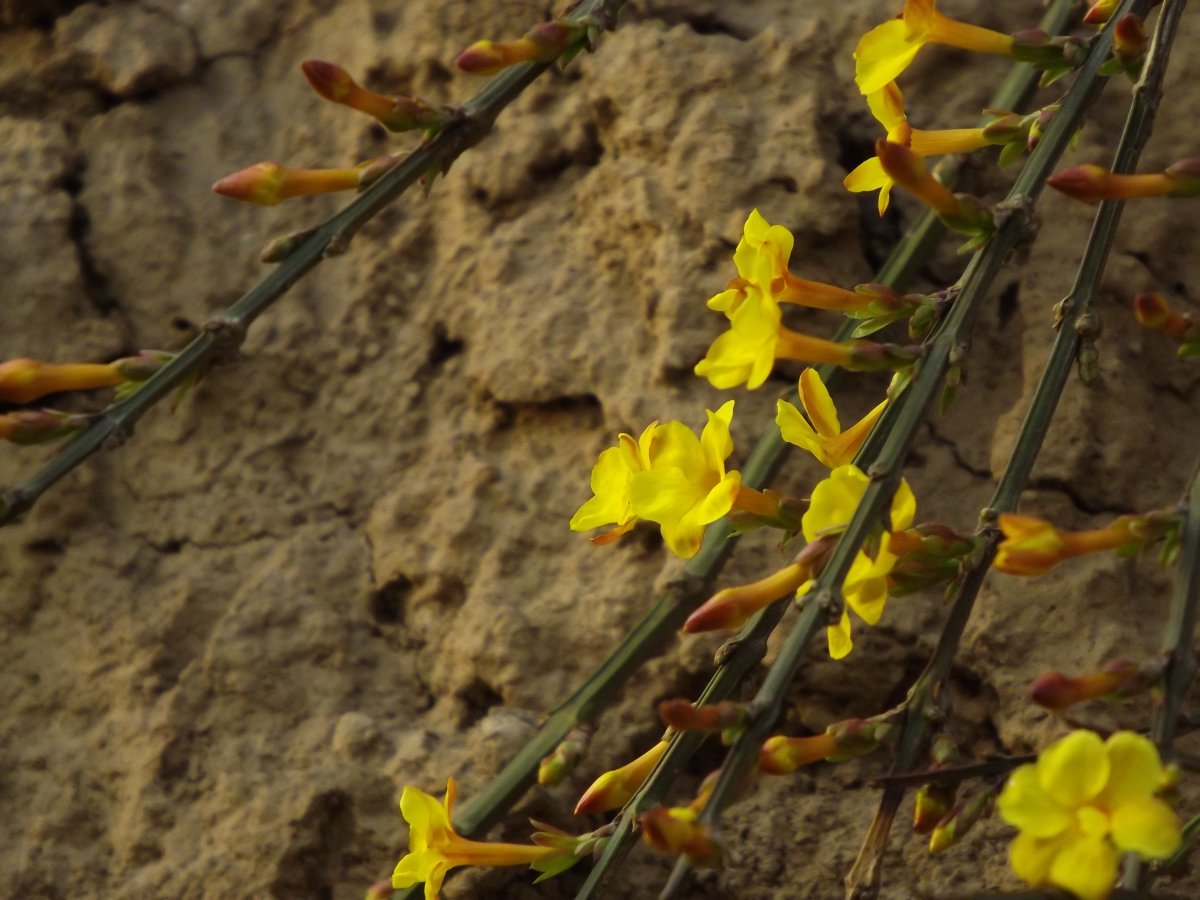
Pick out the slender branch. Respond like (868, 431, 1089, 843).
(0, 0, 628, 526)
(692, 0, 1127, 883)
(868, 754, 1035, 789)
(845, 1, 1175, 895)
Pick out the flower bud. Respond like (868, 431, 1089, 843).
(574, 740, 668, 815)
(1112, 14, 1147, 64)
(1083, 0, 1120, 25)
(300, 60, 445, 132)
(684, 556, 818, 633)
(1029, 660, 1153, 711)
(0, 357, 123, 404)
(657, 699, 747, 733)
(456, 20, 582, 74)
(538, 724, 593, 787)
(212, 161, 363, 206)
(929, 787, 994, 854)
(0, 409, 85, 445)
(913, 781, 957, 835)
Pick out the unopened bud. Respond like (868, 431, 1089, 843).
(539, 724, 593, 786)
(0, 358, 123, 404)
(1029, 660, 1151, 711)
(1083, 0, 1120, 25)
(574, 740, 668, 815)
(456, 20, 582, 74)
(913, 781, 957, 835)
(213, 161, 363, 206)
(0, 409, 85, 445)
(929, 787, 994, 854)
(301, 60, 445, 132)
(658, 699, 747, 733)
(1112, 14, 1147, 63)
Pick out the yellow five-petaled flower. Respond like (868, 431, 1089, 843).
(854, 0, 1014, 95)
(776, 368, 887, 469)
(572, 401, 781, 558)
(997, 730, 1181, 900)
(798, 464, 916, 659)
(392, 779, 558, 899)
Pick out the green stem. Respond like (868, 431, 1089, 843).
(676, 0, 1141, 893)
(0, 0, 628, 526)
(846, 1, 1173, 895)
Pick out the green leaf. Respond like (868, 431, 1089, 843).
(532, 852, 583, 882)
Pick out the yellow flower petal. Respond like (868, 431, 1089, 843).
(802, 464, 870, 540)
(798, 367, 840, 437)
(700, 400, 735, 475)
(854, 19, 922, 95)
(694, 286, 781, 390)
(889, 477, 917, 532)
(1009, 830, 1068, 887)
(776, 399, 825, 464)
(997, 765, 1074, 838)
(1098, 732, 1166, 810)
(827, 608, 853, 659)
(866, 82, 908, 133)
(1048, 835, 1117, 900)
(1110, 796, 1182, 860)
(1037, 731, 1109, 809)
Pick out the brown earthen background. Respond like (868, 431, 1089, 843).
(3, 1, 1200, 898)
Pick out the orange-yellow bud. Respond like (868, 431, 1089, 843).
(1083, 0, 1120, 24)
(684, 559, 815, 633)
(300, 60, 444, 132)
(212, 162, 363, 206)
(574, 740, 668, 815)
(456, 20, 582, 74)
(657, 699, 746, 733)
(1112, 14, 1147, 62)
(0, 358, 123, 404)
(758, 731, 841, 775)
(1029, 661, 1150, 711)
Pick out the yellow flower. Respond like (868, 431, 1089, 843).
(695, 285, 782, 389)
(854, 0, 1014, 95)
(776, 367, 886, 468)
(994, 513, 1137, 576)
(710, 210, 878, 314)
(630, 400, 742, 558)
(391, 779, 557, 899)
(997, 731, 1181, 900)
(798, 465, 916, 659)
(569, 422, 656, 544)
(708, 209, 795, 313)
(844, 82, 995, 214)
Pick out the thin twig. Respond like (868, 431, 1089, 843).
(0, 0, 629, 526)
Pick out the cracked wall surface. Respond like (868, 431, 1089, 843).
(2, 1, 1200, 898)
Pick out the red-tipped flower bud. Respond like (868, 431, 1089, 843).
(574, 740, 668, 815)
(657, 699, 747, 733)
(213, 161, 363, 206)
